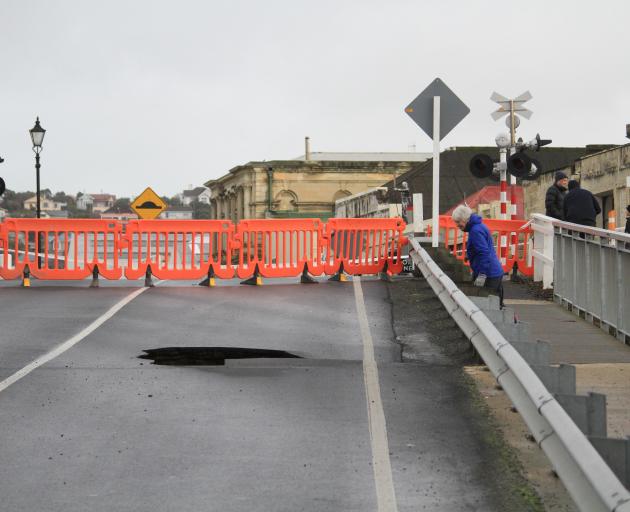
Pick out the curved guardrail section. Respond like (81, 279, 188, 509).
(409, 237, 630, 512)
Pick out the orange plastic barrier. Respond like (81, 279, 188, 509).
(438, 215, 533, 277)
(234, 218, 325, 279)
(123, 219, 235, 280)
(324, 217, 407, 275)
(0, 218, 123, 280)
(0, 217, 409, 282)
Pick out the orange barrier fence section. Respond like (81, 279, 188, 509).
(325, 217, 407, 275)
(0, 217, 408, 281)
(0, 218, 123, 280)
(235, 218, 325, 279)
(438, 215, 533, 277)
(124, 219, 235, 280)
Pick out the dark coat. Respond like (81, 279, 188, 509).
(464, 214, 504, 278)
(545, 184, 567, 219)
(626, 217, 630, 234)
(563, 188, 601, 226)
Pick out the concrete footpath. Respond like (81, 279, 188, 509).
(503, 280, 630, 438)
(464, 280, 630, 512)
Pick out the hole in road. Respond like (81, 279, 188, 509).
(139, 347, 302, 366)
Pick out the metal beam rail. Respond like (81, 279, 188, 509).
(530, 213, 630, 342)
(409, 237, 630, 512)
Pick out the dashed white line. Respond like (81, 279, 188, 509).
(0, 286, 149, 394)
(353, 276, 399, 512)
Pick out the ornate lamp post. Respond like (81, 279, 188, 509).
(29, 117, 46, 218)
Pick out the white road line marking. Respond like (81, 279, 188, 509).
(353, 276, 399, 512)
(0, 286, 149, 394)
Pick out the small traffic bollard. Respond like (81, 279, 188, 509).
(22, 265, 31, 287)
(90, 265, 99, 288)
(198, 265, 216, 287)
(328, 262, 348, 282)
(241, 264, 262, 286)
(300, 263, 317, 284)
(378, 261, 393, 282)
(144, 265, 155, 287)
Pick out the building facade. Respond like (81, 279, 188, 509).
(204, 160, 411, 222)
(523, 143, 630, 229)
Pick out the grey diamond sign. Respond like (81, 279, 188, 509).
(405, 78, 469, 140)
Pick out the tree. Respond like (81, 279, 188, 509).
(113, 197, 131, 210)
(191, 200, 211, 219)
(169, 195, 183, 207)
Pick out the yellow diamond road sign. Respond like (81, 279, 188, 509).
(131, 187, 167, 220)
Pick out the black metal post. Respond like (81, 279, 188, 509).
(35, 150, 42, 268)
(35, 151, 41, 218)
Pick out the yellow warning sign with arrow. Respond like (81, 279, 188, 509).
(131, 187, 167, 220)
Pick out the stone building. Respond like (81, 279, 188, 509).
(522, 143, 630, 229)
(204, 158, 415, 222)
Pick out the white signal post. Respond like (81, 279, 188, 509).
(432, 96, 440, 247)
(491, 91, 533, 263)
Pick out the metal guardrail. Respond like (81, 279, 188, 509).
(409, 237, 630, 512)
(530, 214, 630, 343)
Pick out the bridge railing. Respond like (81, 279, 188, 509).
(0, 217, 407, 282)
(530, 213, 630, 342)
(409, 237, 630, 512)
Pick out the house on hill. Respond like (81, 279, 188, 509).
(23, 190, 66, 212)
(77, 193, 116, 212)
(180, 186, 211, 206)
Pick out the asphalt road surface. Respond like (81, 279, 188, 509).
(0, 277, 518, 511)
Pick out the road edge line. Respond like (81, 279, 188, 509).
(353, 276, 399, 512)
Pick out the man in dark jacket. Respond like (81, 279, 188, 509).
(625, 205, 630, 234)
(452, 205, 505, 307)
(563, 180, 601, 227)
(545, 171, 569, 219)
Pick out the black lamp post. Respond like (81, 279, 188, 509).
(29, 117, 46, 218)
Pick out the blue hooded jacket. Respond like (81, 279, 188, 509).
(464, 214, 504, 278)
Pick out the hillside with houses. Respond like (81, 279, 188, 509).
(0, 185, 212, 221)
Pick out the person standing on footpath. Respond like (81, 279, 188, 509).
(563, 180, 602, 227)
(545, 171, 569, 219)
(451, 205, 505, 308)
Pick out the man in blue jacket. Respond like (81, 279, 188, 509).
(451, 205, 505, 307)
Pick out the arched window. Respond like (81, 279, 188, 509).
(274, 190, 298, 211)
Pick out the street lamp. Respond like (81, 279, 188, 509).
(29, 117, 46, 218)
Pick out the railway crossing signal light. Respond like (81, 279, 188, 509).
(469, 153, 494, 179)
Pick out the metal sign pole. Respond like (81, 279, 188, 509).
(432, 96, 440, 248)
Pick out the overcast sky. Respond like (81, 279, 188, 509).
(1, 0, 629, 198)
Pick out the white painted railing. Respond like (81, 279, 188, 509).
(530, 214, 630, 342)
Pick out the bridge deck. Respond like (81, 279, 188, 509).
(0, 278, 523, 511)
